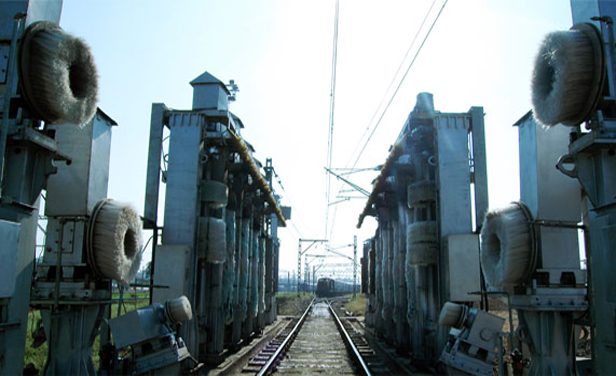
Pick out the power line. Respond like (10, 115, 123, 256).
(325, 0, 340, 240)
(352, 0, 448, 168)
(328, 0, 442, 239)
(345, 0, 439, 170)
(328, 0, 439, 231)
(326, 0, 449, 239)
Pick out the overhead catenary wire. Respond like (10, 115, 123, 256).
(325, 0, 340, 241)
(327, 0, 449, 239)
(344, 0, 439, 171)
(351, 0, 448, 168)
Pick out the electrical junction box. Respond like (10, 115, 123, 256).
(152, 245, 191, 304)
(446, 234, 481, 302)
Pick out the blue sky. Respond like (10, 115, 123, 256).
(59, 0, 572, 274)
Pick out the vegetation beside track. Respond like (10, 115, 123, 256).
(24, 289, 150, 372)
(342, 294, 366, 316)
(276, 292, 313, 315)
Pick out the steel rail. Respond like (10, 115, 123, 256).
(256, 298, 315, 376)
(328, 301, 372, 376)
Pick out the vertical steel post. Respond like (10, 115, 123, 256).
(568, 4, 616, 372)
(297, 240, 301, 296)
(470, 107, 489, 229)
(34, 113, 116, 376)
(353, 235, 357, 298)
(305, 261, 309, 292)
(0, 4, 61, 373)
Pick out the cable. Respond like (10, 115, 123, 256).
(345, 0, 438, 170)
(328, 1, 439, 239)
(325, 0, 340, 240)
(139, 234, 154, 258)
(352, 0, 448, 168)
(327, 0, 449, 239)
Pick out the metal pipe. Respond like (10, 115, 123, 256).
(148, 226, 159, 305)
(469, 290, 515, 351)
(227, 128, 286, 226)
(532, 219, 585, 229)
(53, 219, 65, 308)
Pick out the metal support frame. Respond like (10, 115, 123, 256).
(512, 113, 586, 375)
(324, 167, 370, 198)
(297, 239, 327, 295)
(353, 235, 357, 297)
(264, 158, 279, 325)
(145, 71, 286, 367)
(30, 110, 116, 376)
(322, 242, 358, 293)
(0, 3, 83, 374)
(562, 4, 616, 372)
(357, 94, 487, 366)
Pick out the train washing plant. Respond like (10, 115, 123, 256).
(358, 94, 585, 375)
(358, 92, 493, 369)
(141, 70, 289, 371)
(3, 0, 616, 374)
(359, 1, 616, 374)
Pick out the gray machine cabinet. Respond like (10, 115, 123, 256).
(45, 110, 114, 217)
(466, 310, 505, 347)
(516, 112, 582, 278)
(446, 234, 481, 302)
(0, 220, 20, 297)
(517, 113, 580, 222)
(108, 308, 169, 349)
(152, 245, 191, 304)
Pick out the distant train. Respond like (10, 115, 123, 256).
(315, 277, 336, 297)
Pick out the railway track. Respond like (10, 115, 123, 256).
(242, 298, 396, 375)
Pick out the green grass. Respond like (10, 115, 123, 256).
(276, 292, 313, 315)
(342, 293, 367, 316)
(111, 290, 150, 317)
(276, 291, 312, 299)
(24, 289, 150, 373)
(24, 310, 47, 371)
